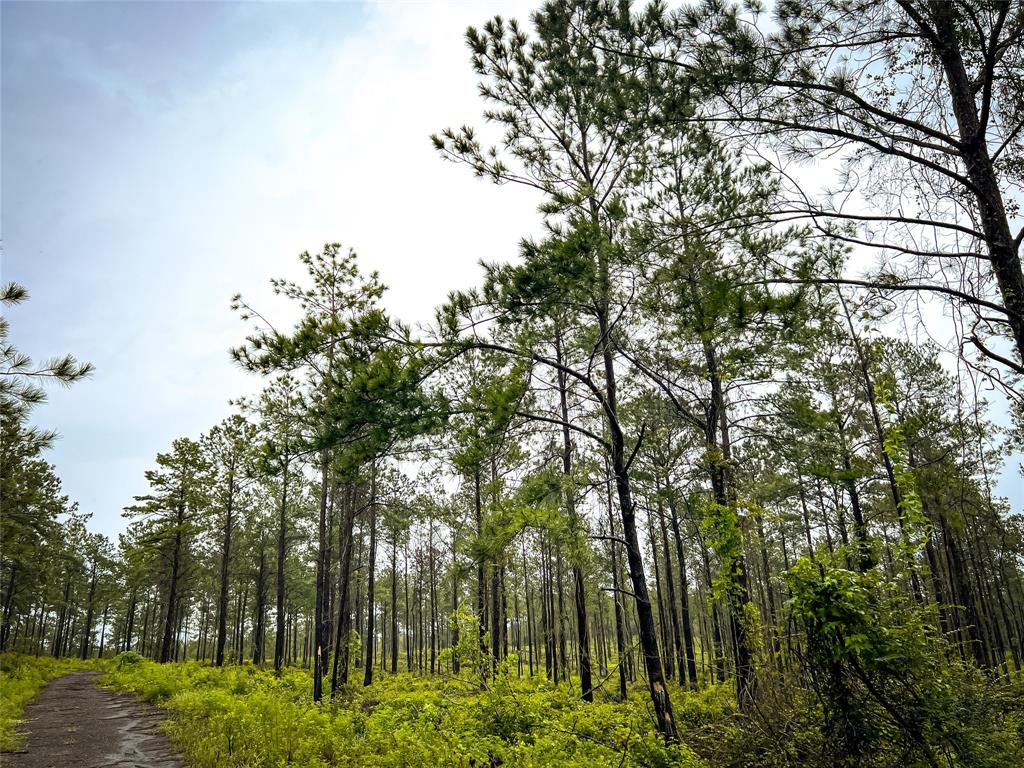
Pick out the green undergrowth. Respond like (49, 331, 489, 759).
(0, 653, 105, 751)
(101, 655, 717, 768)
(7, 652, 1021, 767)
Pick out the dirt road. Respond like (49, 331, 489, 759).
(3, 670, 183, 768)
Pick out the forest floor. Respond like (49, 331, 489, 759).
(5, 655, 1021, 768)
(5, 670, 182, 768)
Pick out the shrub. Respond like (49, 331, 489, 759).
(115, 650, 145, 668)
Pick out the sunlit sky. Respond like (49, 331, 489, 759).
(3, 0, 541, 537)
(3, 1, 1019, 540)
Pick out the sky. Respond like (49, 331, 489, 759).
(2, 1, 1019, 540)
(3, 0, 541, 538)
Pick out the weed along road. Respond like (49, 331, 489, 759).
(7, 671, 182, 768)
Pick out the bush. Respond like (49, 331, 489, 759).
(785, 557, 1024, 767)
(115, 650, 145, 668)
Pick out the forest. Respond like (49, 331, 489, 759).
(3, 1, 1024, 767)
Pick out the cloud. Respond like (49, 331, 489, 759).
(4, 0, 541, 537)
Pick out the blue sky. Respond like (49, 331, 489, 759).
(2, 1, 1019, 539)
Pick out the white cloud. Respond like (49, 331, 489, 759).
(10, 0, 543, 537)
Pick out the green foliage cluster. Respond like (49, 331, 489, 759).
(0, 653, 100, 750)
(101, 658, 711, 768)
(785, 559, 1024, 767)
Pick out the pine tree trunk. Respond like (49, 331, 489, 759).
(216, 461, 235, 668)
(314, 459, 329, 701)
(159, 502, 185, 664)
(554, 328, 593, 700)
(429, 522, 438, 675)
(605, 467, 628, 701)
(79, 563, 97, 660)
(926, 3, 1024, 365)
(254, 547, 267, 666)
(668, 499, 699, 688)
(390, 535, 399, 675)
(274, 449, 290, 675)
(332, 483, 357, 693)
(703, 338, 756, 711)
(657, 500, 686, 685)
(1, 565, 18, 651)
(363, 469, 378, 687)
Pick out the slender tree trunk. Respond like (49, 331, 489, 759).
(140, 593, 152, 658)
(940, 512, 987, 667)
(405, 546, 412, 673)
(429, 521, 438, 675)
(703, 338, 757, 711)
(649, 510, 673, 681)
(274, 448, 290, 675)
(451, 542, 461, 674)
(523, 539, 535, 677)
(595, 295, 678, 740)
(254, 547, 267, 666)
(332, 483, 357, 693)
(314, 458, 329, 701)
(79, 562, 97, 660)
(556, 552, 569, 680)
(755, 513, 781, 666)
(1, 565, 18, 651)
(124, 589, 137, 652)
(841, 453, 872, 571)
(98, 603, 109, 658)
(553, 328, 594, 700)
(390, 534, 399, 675)
(216, 461, 235, 668)
(657, 499, 686, 686)
(363, 469, 378, 687)
(472, 466, 488, 683)
(605, 466, 629, 701)
(160, 501, 186, 664)
(668, 499, 699, 688)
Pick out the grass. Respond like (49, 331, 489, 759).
(100, 654, 716, 768)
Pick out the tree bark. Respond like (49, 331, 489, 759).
(390, 533, 399, 675)
(79, 562, 97, 660)
(657, 499, 686, 686)
(274, 448, 290, 675)
(668, 498, 699, 688)
(216, 459, 235, 668)
(554, 327, 594, 700)
(924, 2, 1024, 365)
(332, 483, 357, 693)
(159, 501, 185, 664)
(314, 458, 329, 701)
(363, 469, 378, 687)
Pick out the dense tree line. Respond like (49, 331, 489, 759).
(3, 2, 1023, 765)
